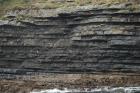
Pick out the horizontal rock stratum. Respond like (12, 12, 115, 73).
(0, 3, 140, 93)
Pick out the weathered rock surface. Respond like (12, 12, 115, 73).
(0, 4, 140, 93)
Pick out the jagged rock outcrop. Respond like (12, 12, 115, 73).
(0, 4, 140, 93)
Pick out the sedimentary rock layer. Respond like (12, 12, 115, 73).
(0, 5, 140, 92)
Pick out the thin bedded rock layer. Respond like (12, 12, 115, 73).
(0, 5, 140, 92)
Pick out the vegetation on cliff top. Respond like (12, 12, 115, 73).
(0, 0, 140, 17)
(0, 0, 138, 10)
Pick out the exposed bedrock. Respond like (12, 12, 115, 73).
(0, 5, 140, 92)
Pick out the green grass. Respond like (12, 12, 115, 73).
(0, 0, 131, 10)
(0, 0, 31, 17)
(0, 0, 140, 18)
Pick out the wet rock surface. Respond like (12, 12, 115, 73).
(0, 4, 140, 93)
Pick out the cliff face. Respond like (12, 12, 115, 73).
(0, 4, 140, 93)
